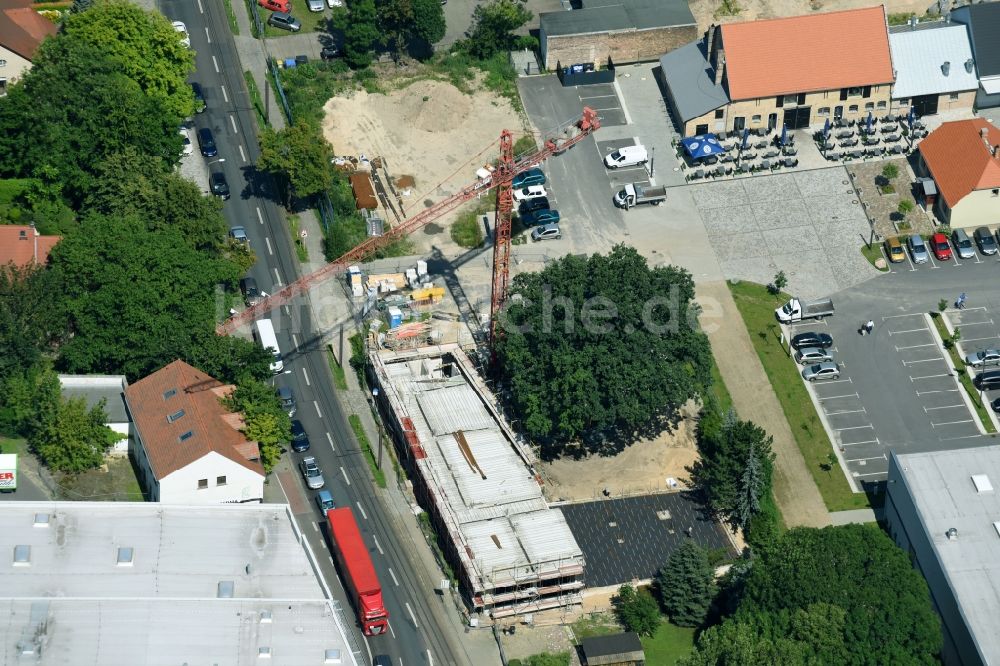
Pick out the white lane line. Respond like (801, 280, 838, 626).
(910, 373, 952, 381)
(839, 438, 879, 447)
(834, 424, 874, 431)
(265, 236, 273, 255)
(818, 393, 859, 400)
(273, 267, 282, 285)
(932, 419, 974, 427)
(313, 401, 323, 418)
(895, 343, 936, 350)
(329, 556, 334, 566)
(825, 409, 866, 415)
(356, 502, 368, 520)
(221, 85, 229, 103)
(212, 55, 220, 73)
(291, 334, 298, 348)
(326, 432, 336, 452)
(854, 471, 887, 478)
(204, 27, 211, 43)
(302, 367, 311, 386)
(902, 358, 943, 366)
(925, 404, 967, 411)
(230, 114, 239, 134)
(388, 622, 396, 639)
(888, 327, 927, 335)
(311, 521, 318, 532)
(197, 0, 203, 12)
(916, 389, 959, 395)
(388, 567, 400, 586)
(405, 602, 419, 628)
(340, 466, 350, 485)
(426, 650, 433, 666)
(256, 207, 264, 225)
(373, 534, 384, 555)
(612, 79, 633, 124)
(940, 433, 984, 441)
(239, 144, 247, 163)
(846, 454, 887, 463)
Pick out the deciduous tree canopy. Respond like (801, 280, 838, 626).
(462, 0, 532, 59)
(258, 122, 335, 204)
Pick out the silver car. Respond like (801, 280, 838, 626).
(229, 226, 249, 246)
(795, 347, 834, 365)
(908, 234, 928, 264)
(531, 223, 561, 241)
(952, 228, 976, 259)
(307, 0, 324, 11)
(300, 456, 325, 489)
(802, 362, 841, 382)
(966, 348, 1000, 368)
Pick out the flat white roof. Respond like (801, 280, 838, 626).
(0, 502, 357, 666)
(889, 24, 978, 98)
(893, 446, 1000, 663)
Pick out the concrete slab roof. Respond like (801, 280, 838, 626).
(540, 0, 695, 37)
(889, 24, 978, 99)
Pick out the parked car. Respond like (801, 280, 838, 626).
(885, 236, 905, 263)
(974, 227, 997, 255)
(518, 197, 549, 215)
(520, 208, 561, 227)
(210, 172, 230, 200)
(992, 397, 1000, 414)
(327, 0, 343, 7)
(908, 234, 928, 264)
(258, 0, 290, 10)
(240, 276, 262, 306)
(229, 226, 249, 246)
(513, 185, 547, 202)
(291, 419, 311, 452)
(300, 456, 325, 489)
(791, 331, 833, 350)
(974, 370, 1000, 391)
(531, 223, 561, 241)
(315, 489, 336, 512)
(268, 11, 301, 31)
(795, 347, 835, 365)
(198, 127, 217, 157)
(952, 228, 975, 259)
(179, 127, 193, 155)
(966, 348, 1000, 368)
(512, 168, 545, 189)
(373, 656, 392, 666)
(320, 45, 340, 60)
(307, 0, 324, 11)
(931, 232, 952, 261)
(802, 362, 841, 382)
(277, 386, 296, 417)
(191, 82, 206, 113)
(172, 21, 190, 48)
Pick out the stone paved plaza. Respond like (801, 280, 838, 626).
(689, 167, 879, 299)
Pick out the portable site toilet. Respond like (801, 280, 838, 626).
(387, 307, 403, 329)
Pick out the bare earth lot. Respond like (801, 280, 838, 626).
(689, 0, 933, 31)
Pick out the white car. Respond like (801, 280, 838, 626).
(307, 0, 324, 10)
(513, 185, 547, 202)
(179, 127, 193, 155)
(326, 0, 343, 6)
(172, 21, 190, 48)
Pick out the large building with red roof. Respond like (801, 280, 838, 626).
(124, 360, 265, 504)
(917, 118, 1000, 229)
(0, 0, 57, 95)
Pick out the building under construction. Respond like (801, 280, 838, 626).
(370, 344, 585, 619)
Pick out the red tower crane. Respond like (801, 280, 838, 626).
(216, 107, 600, 344)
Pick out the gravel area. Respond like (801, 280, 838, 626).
(847, 157, 932, 240)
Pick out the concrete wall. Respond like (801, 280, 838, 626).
(0, 46, 32, 94)
(542, 25, 697, 71)
(159, 451, 263, 504)
(131, 430, 160, 502)
(891, 89, 977, 116)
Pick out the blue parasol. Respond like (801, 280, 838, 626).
(866, 111, 874, 134)
(741, 128, 750, 151)
(907, 107, 916, 128)
(681, 134, 726, 160)
(823, 118, 830, 140)
(780, 124, 788, 146)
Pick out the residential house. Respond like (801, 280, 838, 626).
(0, 0, 57, 95)
(951, 1, 1000, 108)
(538, 0, 697, 72)
(916, 118, 1000, 228)
(0, 224, 60, 267)
(888, 20, 978, 117)
(885, 446, 1000, 665)
(123, 359, 264, 504)
(59, 375, 130, 457)
(581, 632, 646, 666)
(660, 6, 895, 137)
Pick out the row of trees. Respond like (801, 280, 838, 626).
(0, 1, 287, 473)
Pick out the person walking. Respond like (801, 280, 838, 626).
(865, 319, 875, 335)
(957, 293, 967, 310)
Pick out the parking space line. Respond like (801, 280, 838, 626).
(940, 433, 983, 441)
(895, 343, 935, 350)
(932, 419, 974, 427)
(578, 94, 618, 100)
(834, 424, 874, 431)
(889, 327, 928, 335)
(839, 438, 879, 447)
(950, 319, 994, 327)
(924, 404, 967, 411)
(854, 471, 887, 477)
(902, 358, 943, 366)
(612, 79, 633, 124)
(882, 313, 926, 320)
(959, 334, 1000, 342)
(826, 408, 867, 415)
(916, 388, 959, 395)
(846, 454, 888, 463)
(818, 393, 859, 400)
(910, 373, 952, 381)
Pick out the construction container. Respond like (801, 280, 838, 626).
(387, 307, 403, 329)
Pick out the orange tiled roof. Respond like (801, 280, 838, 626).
(919, 119, 1000, 207)
(124, 360, 264, 479)
(0, 0, 57, 61)
(0, 225, 60, 267)
(720, 6, 894, 100)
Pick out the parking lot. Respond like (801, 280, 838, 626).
(877, 233, 1000, 273)
(946, 305, 1000, 429)
(579, 82, 628, 128)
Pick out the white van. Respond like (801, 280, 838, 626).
(604, 144, 648, 169)
(253, 318, 284, 374)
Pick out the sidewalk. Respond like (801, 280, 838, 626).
(230, 0, 287, 131)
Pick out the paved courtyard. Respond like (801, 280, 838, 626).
(690, 167, 879, 299)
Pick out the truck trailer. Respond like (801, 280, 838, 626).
(775, 297, 835, 323)
(0, 453, 17, 493)
(613, 182, 666, 210)
(327, 507, 389, 635)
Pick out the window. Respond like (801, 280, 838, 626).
(898, 98, 909, 105)
(198, 478, 208, 489)
(993, 189, 999, 197)
(324, 649, 343, 664)
(258, 647, 272, 659)
(13, 545, 30, 566)
(863, 102, 874, 111)
(847, 87, 863, 97)
(818, 107, 831, 116)
(218, 580, 235, 598)
(178, 430, 193, 442)
(782, 94, 799, 105)
(216, 475, 227, 486)
(848, 105, 859, 113)
(714, 109, 724, 119)
(0, 60, 6, 68)
(166, 409, 185, 423)
(33, 513, 50, 528)
(751, 114, 762, 123)
(877, 101, 887, 109)
(162, 388, 177, 400)
(950, 93, 960, 101)
(117, 547, 135, 566)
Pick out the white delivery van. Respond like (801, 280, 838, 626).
(253, 318, 284, 374)
(604, 144, 648, 168)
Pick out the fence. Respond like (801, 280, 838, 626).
(556, 57, 615, 87)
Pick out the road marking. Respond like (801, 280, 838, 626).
(356, 502, 368, 520)
(256, 207, 264, 225)
(932, 419, 974, 427)
(238, 144, 247, 163)
(388, 622, 396, 639)
(273, 267, 282, 285)
(230, 114, 238, 134)
(197, 0, 203, 12)
(951, 319, 994, 327)
(265, 236, 273, 255)
(388, 567, 399, 586)
(221, 85, 229, 103)
(882, 312, 925, 320)
(291, 333, 298, 348)
(853, 471, 887, 478)
(895, 343, 935, 350)
(925, 404, 967, 411)
(825, 409, 866, 415)
(939, 433, 984, 441)
(314, 401, 323, 418)
(212, 55, 220, 73)
(302, 367, 311, 386)
(910, 373, 952, 381)
(816, 378, 852, 385)
(579, 94, 618, 100)
(611, 79, 632, 124)
(204, 26, 211, 43)
(426, 649, 433, 666)
(329, 556, 334, 566)
(311, 521, 318, 532)
(833, 424, 874, 431)
(340, 466, 350, 485)
(916, 389, 959, 395)
(373, 534, 384, 555)
(326, 432, 335, 452)
(902, 358, 942, 366)
(959, 334, 1000, 342)
(839, 438, 879, 447)
(405, 602, 419, 628)
(846, 454, 887, 463)
(888, 327, 927, 335)
(818, 393, 859, 400)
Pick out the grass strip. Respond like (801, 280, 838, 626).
(860, 243, 889, 271)
(223, 0, 239, 35)
(327, 347, 348, 390)
(348, 414, 386, 488)
(243, 71, 268, 129)
(729, 281, 869, 511)
(287, 213, 309, 262)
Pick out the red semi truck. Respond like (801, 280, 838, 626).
(326, 507, 389, 635)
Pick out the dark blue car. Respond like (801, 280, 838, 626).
(512, 168, 545, 189)
(520, 208, 560, 227)
(518, 197, 549, 215)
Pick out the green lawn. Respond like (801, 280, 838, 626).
(571, 613, 621, 641)
(256, 0, 329, 38)
(728, 280, 870, 512)
(708, 358, 734, 414)
(642, 621, 696, 665)
(860, 243, 889, 271)
(327, 347, 348, 390)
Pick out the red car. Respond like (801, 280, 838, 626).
(258, 0, 290, 11)
(931, 232, 953, 261)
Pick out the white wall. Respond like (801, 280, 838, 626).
(0, 46, 33, 94)
(949, 187, 1000, 230)
(158, 451, 264, 505)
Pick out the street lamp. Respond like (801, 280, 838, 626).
(371, 388, 383, 470)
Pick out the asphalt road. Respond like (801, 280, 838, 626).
(160, 1, 467, 664)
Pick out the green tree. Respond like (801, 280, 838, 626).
(495, 245, 712, 454)
(71, 0, 96, 12)
(61, 0, 195, 119)
(258, 122, 335, 206)
(224, 379, 292, 473)
(613, 584, 661, 637)
(462, 0, 532, 60)
(0, 263, 67, 385)
(898, 199, 915, 218)
(881, 163, 899, 181)
(377, 0, 445, 57)
(340, 0, 380, 68)
(656, 540, 715, 627)
(411, 0, 446, 46)
(186, 332, 273, 385)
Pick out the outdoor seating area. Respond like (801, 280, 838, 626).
(677, 126, 804, 181)
(814, 112, 929, 164)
